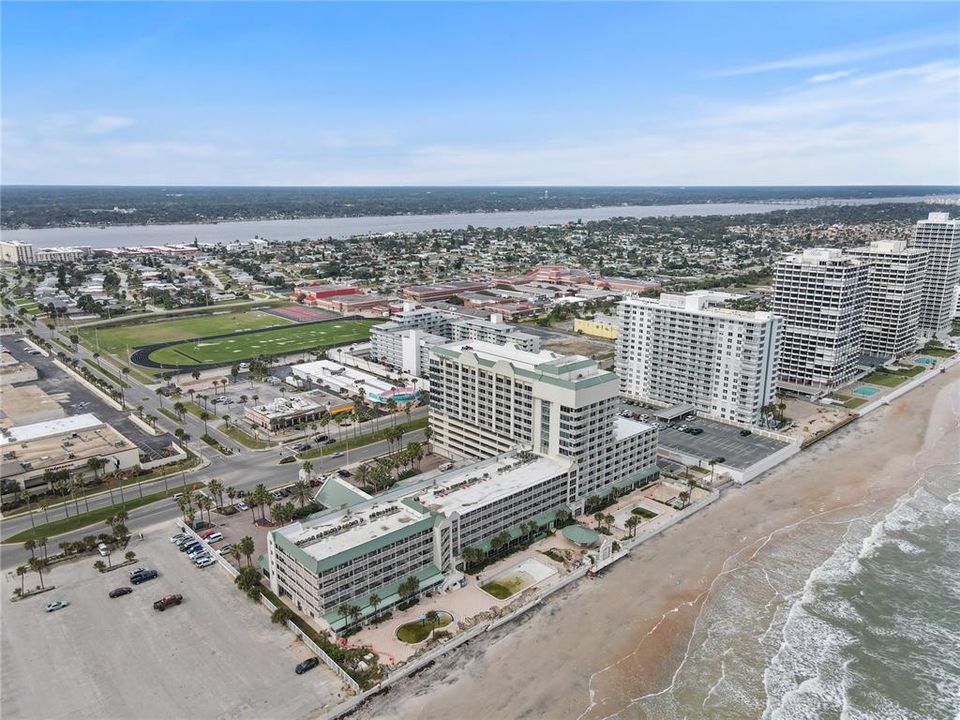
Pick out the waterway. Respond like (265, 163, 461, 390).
(2, 195, 953, 249)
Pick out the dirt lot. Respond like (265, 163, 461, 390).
(1, 522, 347, 720)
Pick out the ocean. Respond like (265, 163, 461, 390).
(613, 434, 960, 719)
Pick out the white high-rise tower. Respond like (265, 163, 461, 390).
(911, 212, 960, 338)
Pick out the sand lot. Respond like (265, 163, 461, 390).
(1, 522, 347, 720)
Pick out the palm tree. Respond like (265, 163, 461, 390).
(386, 397, 398, 426)
(37, 536, 48, 560)
(15, 565, 27, 595)
(230, 545, 243, 568)
(355, 463, 371, 491)
(407, 441, 424, 471)
(625, 515, 640, 538)
(155, 387, 165, 408)
(594, 512, 605, 530)
(349, 605, 362, 628)
(301, 460, 313, 480)
(173, 402, 186, 421)
(208, 478, 224, 509)
(292, 480, 310, 508)
(239, 536, 255, 567)
(199, 411, 211, 435)
(28, 556, 46, 589)
(226, 486, 237, 507)
(337, 604, 351, 630)
(369, 593, 381, 619)
(23, 539, 36, 559)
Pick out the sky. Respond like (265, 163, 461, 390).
(2, 2, 958, 186)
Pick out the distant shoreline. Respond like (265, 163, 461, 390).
(2, 194, 955, 249)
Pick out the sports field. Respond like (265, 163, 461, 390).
(78, 310, 292, 358)
(146, 318, 378, 367)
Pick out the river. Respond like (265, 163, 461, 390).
(1, 195, 953, 249)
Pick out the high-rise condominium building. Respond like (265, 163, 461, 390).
(911, 212, 960, 338)
(616, 292, 781, 425)
(428, 340, 659, 503)
(0, 240, 35, 265)
(773, 249, 868, 395)
(845, 240, 927, 359)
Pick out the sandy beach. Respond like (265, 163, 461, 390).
(353, 367, 960, 720)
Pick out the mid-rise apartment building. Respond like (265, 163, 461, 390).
(845, 240, 927, 359)
(616, 292, 781, 425)
(266, 449, 578, 632)
(773, 248, 868, 395)
(0, 240, 35, 265)
(370, 305, 540, 374)
(911, 212, 960, 338)
(428, 341, 658, 500)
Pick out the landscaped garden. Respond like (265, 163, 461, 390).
(395, 610, 453, 644)
(862, 371, 906, 388)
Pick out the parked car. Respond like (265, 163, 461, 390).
(97, 542, 111, 557)
(292, 443, 310, 452)
(195, 557, 216, 568)
(199, 528, 217, 539)
(236, 501, 250, 512)
(689, 428, 704, 435)
(130, 569, 158, 585)
(740, 429, 752, 436)
(205, 532, 223, 544)
(181, 542, 201, 553)
(314, 434, 329, 442)
(336, 468, 351, 477)
(192, 553, 213, 564)
(45, 600, 69, 613)
(170, 533, 187, 543)
(218, 545, 234, 556)
(109, 587, 132, 599)
(295, 657, 320, 675)
(128, 567, 147, 577)
(153, 594, 183, 611)
(309, 478, 322, 487)
(324, 438, 336, 445)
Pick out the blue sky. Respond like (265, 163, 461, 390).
(2, 2, 958, 185)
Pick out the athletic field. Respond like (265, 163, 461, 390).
(78, 310, 293, 358)
(145, 319, 378, 367)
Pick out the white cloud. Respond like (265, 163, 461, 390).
(85, 114, 134, 135)
(807, 70, 855, 84)
(714, 31, 957, 77)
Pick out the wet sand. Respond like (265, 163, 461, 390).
(354, 368, 960, 720)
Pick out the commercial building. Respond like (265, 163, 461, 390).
(911, 212, 960, 338)
(574, 314, 619, 340)
(845, 240, 927, 359)
(370, 305, 540, 374)
(0, 414, 140, 494)
(0, 240, 35, 265)
(428, 341, 659, 501)
(244, 396, 327, 432)
(34, 246, 92, 263)
(0, 352, 39, 386)
(0, 384, 65, 427)
(290, 285, 360, 305)
(291, 359, 420, 405)
(773, 249, 868, 396)
(265, 449, 577, 632)
(403, 280, 492, 302)
(616, 292, 781, 425)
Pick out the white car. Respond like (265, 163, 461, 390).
(236, 502, 249, 512)
(45, 600, 69, 613)
(218, 544, 234, 556)
(192, 553, 212, 564)
(195, 557, 216, 568)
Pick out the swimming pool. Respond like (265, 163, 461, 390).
(854, 386, 880, 397)
(916, 356, 936, 366)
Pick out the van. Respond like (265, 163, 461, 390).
(438, 462, 454, 472)
(206, 532, 223, 544)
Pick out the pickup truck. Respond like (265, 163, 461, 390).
(153, 594, 183, 611)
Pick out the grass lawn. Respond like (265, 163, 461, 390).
(297, 417, 428, 460)
(3, 483, 202, 544)
(481, 576, 527, 600)
(78, 309, 293, 358)
(921, 345, 955, 358)
(83, 359, 130, 388)
(219, 423, 273, 449)
(890, 365, 926, 377)
(147, 318, 378, 367)
(862, 372, 906, 388)
(395, 612, 452, 644)
(844, 397, 868, 409)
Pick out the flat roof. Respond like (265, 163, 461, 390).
(614, 416, 655, 440)
(278, 499, 429, 562)
(416, 453, 572, 516)
(249, 396, 323, 419)
(0, 413, 103, 446)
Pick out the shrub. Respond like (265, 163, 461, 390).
(279, 456, 295, 465)
(433, 630, 452, 641)
(271, 606, 294, 625)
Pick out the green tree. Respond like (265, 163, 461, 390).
(271, 606, 294, 625)
(93, 559, 106, 573)
(369, 592, 381, 619)
(239, 535, 255, 566)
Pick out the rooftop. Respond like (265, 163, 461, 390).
(0, 413, 104, 446)
(278, 498, 429, 562)
(614, 416, 655, 440)
(416, 453, 572, 516)
(249, 395, 323, 419)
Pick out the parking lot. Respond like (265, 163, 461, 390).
(1, 522, 346, 720)
(621, 400, 790, 471)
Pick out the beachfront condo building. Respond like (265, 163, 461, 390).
(845, 240, 927, 359)
(428, 340, 659, 502)
(0, 240, 35, 265)
(773, 249, 868, 396)
(615, 291, 782, 425)
(266, 449, 577, 633)
(910, 212, 960, 338)
(370, 304, 540, 375)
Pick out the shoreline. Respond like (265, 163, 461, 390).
(351, 366, 960, 720)
(2, 195, 950, 249)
